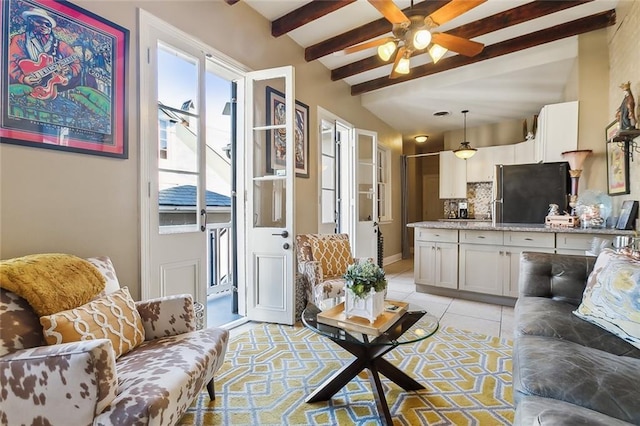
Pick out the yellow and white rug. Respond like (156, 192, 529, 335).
(179, 323, 514, 425)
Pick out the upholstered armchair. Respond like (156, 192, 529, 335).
(295, 233, 371, 307)
(0, 254, 229, 426)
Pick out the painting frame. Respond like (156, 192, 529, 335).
(265, 86, 309, 178)
(606, 121, 630, 196)
(0, 0, 129, 159)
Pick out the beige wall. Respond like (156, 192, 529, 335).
(607, 0, 639, 216)
(0, 1, 402, 300)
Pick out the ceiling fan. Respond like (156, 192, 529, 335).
(342, 0, 486, 79)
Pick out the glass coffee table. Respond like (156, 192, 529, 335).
(301, 301, 439, 425)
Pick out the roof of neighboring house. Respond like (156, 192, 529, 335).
(159, 185, 231, 207)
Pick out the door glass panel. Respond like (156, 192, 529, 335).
(357, 133, 375, 223)
(252, 77, 288, 229)
(158, 171, 198, 226)
(157, 42, 200, 231)
(320, 119, 336, 226)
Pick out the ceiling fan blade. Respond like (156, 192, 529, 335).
(389, 46, 408, 79)
(431, 33, 484, 57)
(340, 37, 395, 55)
(427, 0, 486, 26)
(367, 0, 410, 25)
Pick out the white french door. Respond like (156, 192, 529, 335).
(140, 17, 208, 304)
(353, 129, 379, 260)
(244, 66, 296, 325)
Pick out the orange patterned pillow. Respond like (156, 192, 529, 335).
(40, 287, 145, 358)
(311, 238, 353, 278)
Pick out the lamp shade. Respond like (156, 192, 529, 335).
(454, 142, 477, 159)
(377, 41, 397, 61)
(412, 29, 432, 50)
(561, 149, 592, 170)
(428, 44, 448, 64)
(394, 56, 410, 74)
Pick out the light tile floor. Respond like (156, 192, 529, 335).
(384, 258, 515, 342)
(230, 257, 515, 341)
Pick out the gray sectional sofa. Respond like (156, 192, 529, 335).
(513, 251, 640, 425)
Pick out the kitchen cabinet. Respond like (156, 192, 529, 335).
(514, 139, 535, 164)
(439, 150, 466, 199)
(556, 233, 614, 255)
(414, 228, 458, 289)
(466, 145, 515, 182)
(458, 230, 554, 297)
(534, 101, 578, 163)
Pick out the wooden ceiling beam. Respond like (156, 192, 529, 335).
(272, 0, 357, 38)
(332, 0, 592, 81)
(305, 0, 451, 62)
(351, 9, 616, 95)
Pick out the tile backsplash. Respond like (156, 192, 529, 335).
(443, 182, 493, 219)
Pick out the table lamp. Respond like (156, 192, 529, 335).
(561, 149, 592, 215)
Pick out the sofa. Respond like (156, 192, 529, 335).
(0, 254, 229, 425)
(513, 250, 640, 425)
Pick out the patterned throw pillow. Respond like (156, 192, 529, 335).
(87, 256, 121, 295)
(574, 249, 640, 349)
(40, 287, 145, 358)
(311, 238, 353, 279)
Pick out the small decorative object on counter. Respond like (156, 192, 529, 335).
(545, 215, 577, 228)
(343, 261, 387, 323)
(548, 204, 560, 216)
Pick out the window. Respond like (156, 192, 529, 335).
(377, 145, 392, 222)
(158, 118, 170, 159)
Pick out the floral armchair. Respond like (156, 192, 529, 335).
(295, 233, 371, 307)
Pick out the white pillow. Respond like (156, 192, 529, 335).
(573, 249, 640, 349)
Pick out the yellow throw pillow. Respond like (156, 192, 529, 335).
(311, 238, 353, 278)
(40, 287, 145, 358)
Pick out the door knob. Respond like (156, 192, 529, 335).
(272, 230, 289, 238)
(283, 243, 290, 249)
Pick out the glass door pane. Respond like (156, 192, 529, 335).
(252, 79, 289, 229)
(156, 43, 200, 231)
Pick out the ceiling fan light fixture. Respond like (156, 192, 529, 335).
(415, 135, 428, 143)
(428, 44, 448, 64)
(377, 41, 397, 61)
(453, 110, 477, 160)
(394, 55, 411, 75)
(412, 29, 431, 50)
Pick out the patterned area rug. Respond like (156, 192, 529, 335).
(178, 323, 514, 425)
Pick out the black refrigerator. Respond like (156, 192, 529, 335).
(494, 162, 571, 224)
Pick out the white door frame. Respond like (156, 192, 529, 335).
(317, 107, 354, 235)
(139, 11, 249, 321)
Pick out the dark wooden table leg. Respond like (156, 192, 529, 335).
(367, 361, 393, 426)
(376, 358, 424, 391)
(306, 356, 367, 402)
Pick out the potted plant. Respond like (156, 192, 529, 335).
(343, 260, 387, 323)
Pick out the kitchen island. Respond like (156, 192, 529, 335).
(407, 221, 634, 305)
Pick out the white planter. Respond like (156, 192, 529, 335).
(344, 286, 385, 324)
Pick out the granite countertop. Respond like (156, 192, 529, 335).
(409, 221, 636, 235)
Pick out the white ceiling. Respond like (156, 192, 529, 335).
(244, 0, 619, 138)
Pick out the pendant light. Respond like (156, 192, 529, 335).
(453, 110, 477, 160)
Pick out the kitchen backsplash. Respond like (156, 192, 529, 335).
(443, 182, 493, 219)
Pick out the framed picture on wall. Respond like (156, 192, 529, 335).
(265, 86, 309, 178)
(605, 121, 630, 196)
(0, 0, 129, 158)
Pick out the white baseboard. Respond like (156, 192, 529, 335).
(383, 253, 403, 266)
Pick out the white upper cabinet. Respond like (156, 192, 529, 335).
(534, 101, 579, 163)
(439, 150, 467, 199)
(466, 144, 515, 182)
(514, 139, 535, 164)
